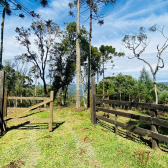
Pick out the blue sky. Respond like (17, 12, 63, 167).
(2, 0, 168, 84)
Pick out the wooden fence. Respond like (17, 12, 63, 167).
(3, 90, 54, 132)
(90, 89, 109, 120)
(91, 77, 168, 149)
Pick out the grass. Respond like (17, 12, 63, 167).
(0, 106, 168, 168)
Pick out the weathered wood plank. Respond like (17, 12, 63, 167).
(11, 118, 49, 122)
(96, 107, 152, 123)
(4, 98, 52, 121)
(96, 99, 168, 112)
(96, 107, 168, 128)
(3, 90, 7, 129)
(49, 91, 54, 132)
(96, 115, 152, 136)
(96, 94, 109, 97)
(8, 96, 50, 101)
(150, 110, 158, 149)
(7, 107, 50, 112)
(96, 115, 168, 143)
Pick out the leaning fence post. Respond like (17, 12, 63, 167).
(91, 77, 97, 125)
(49, 91, 54, 132)
(150, 109, 158, 149)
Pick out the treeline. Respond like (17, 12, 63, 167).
(3, 20, 124, 107)
(97, 67, 168, 105)
(3, 59, 168, 107)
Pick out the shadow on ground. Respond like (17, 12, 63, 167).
(3, 121, 65, 132)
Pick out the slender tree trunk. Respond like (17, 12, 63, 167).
(42, 76, 47, 97)
(81, 73, 87, 108)
(87, 0, 92, 108)
(76, 0, 81, 110)
(21, 91, 22, 104)
(97, 68, 99, 85)
(129, 93, 130, 102)
(139, 94, 141, 103)
(153, 75, 158, 104)
(35, 78, 37, 104)
(103, 56, 104, 99)
(120, 91, 122, 109)
(64, 86, 68, 106)
(0, 0, 6, 70)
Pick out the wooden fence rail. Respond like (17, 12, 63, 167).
(91, 77, 168, 149)
(3, 90, 54, 132)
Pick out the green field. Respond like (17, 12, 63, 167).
(0, 107, 168, 168)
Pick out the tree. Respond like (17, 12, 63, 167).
(76, 0, 81, 110)
(0, 0, 48, 70)
(90, 46, 101, 83)
(159, 90, 168, 105)
(2, 60, 17, 95)
(29, 65, 40, 99)
(49, 22, 89, 106)
(15, 19, 61, 96)
(99, 45, 124, 97)
(69, 0, 126, 108)
(81, 46, 101, 108)
(125, 75, 137, 102)
(122, 26, 168, 104)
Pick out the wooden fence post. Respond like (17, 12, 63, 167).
(115, 106, 118, 136)
(90, 89, 92, 120)
(91, 77, 97, 125)
(107, 90, 109, 109)
(150, 109, 158, 149)
(3, 89, 7, 130)
(49, 91, 54, 132)
(0, 71, 5, 134)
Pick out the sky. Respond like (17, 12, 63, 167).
(1, 0, 168, 85)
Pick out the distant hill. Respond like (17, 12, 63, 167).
(160, 82, 168, 86)
(68, 84, 86, 96)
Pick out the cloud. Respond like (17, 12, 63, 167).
(1, 0, 168, 84)
(36, 0, 74, 23)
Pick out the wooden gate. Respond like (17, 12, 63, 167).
(3, 91, 54, 132)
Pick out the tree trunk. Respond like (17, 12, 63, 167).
(76, 0, 81, 110)
(102, 56, 105, 107)
(87, 0, 93, 108)
(21, 92, 22, 104)
(35, 78, 37, 104)
(0, 0, 6, 70)
(42, 77, 47, 97)
(61, 85, 65, 106)
(139, 94, 141, 103)
(129, 93, 130, 102)
(97, 68, 99, 85)
(81, 73, 87, 108)
(119, 92, 122, 108)
(154, 76, 158, 104)
(64, 86, 68, 106)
